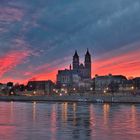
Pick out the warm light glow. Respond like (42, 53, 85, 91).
(73, 103, 77, 126)
(131, 86, 135, 90)
(103, 104, 110, 125)
(61, 103, 68, 123)
(32, 102, 36, 122)
(90, 87, 93, 91)
(93, 49, 140, 78)
(50, 104, 57, 140)
(104, 90, 107, 93)
(0, 44, 140, 84)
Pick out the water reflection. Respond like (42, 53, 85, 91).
(0, 102, 16, 140)
(89, 104, 96, 138)
(0, 102, 140, 140)
(73, 103, 77, 126)
(32, 102, 36, 122)
(50, 104, 57, 140)
(61, 103, 68, 124)
(131, 105, 137, 130)
(103, 104, 110, 125)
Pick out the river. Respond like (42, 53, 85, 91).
(0, 102, 140, 140)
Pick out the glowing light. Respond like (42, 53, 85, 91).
(104, 90, 107, 93)
(61, 88, 64, 92)
(131, 86, 135, 90)
(10, 92, 14, 95)
(90, 87, 93, 91)
(93, 49, 140, 78)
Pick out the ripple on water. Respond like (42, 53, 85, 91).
(0, 102, 140, 140)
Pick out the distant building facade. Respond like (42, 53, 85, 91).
(27, 80, 55, 95)
(133, 77, 140, 89)
(57, 49, 92, 88)
(94, 74, 127, 92)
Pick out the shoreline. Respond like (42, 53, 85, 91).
(1, 95, 140, 103)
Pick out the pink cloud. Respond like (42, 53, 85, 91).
(93, 49, 140, 78)
(22, 57, 70, 83)
(0, 7, 24, 22)
(0, 50, 31, 78)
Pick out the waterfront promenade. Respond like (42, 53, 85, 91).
(0, 93, 140, 103)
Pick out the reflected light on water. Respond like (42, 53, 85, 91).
(89, 104, 96, 138)
(103, 103, 110, 126)
(90, 104, 95, 128)
(1, 102, 140, 140)
(0, 102, 16, 140)
(50, 104, 57, 140)
(61, 103, 68, 124)
(131, 105, 137, 129)
(73, 103, 77, 126)
(32, 102, 36, 122)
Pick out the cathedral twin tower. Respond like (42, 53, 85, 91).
(72, 49, 91, 79)
(57, 49, 92, 86)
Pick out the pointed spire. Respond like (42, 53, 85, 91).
(85, 48, 91, 63)
(86, 48, 90, 56)
(73, 50, 79, 58)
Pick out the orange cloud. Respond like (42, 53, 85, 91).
(93, 49, 140, 78)
(1, 46, 140, 84)
(22, 57, 70, 83)
(29, 70, 57, 82)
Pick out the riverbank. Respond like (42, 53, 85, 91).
(0, 94, 140, 103)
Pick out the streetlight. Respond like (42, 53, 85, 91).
(33, 91, 36, 95)
(131, 86, 134, 90)
(90, 87, 93, 91)
(104, 90, 107, 94)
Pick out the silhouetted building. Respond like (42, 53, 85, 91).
(119, 79, 134, 91)
(27, 80, 55, 95)
(94, 74, 127, 92)
(73, 49, 91, 79)
(57, 69, 80, 88)
(57, 49, 92, 88)
(133, 77, 140, 89)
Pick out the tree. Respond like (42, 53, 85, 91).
(7, 82, 13, 88)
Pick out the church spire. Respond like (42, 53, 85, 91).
(85, 48, 91, 79)
(73, 50, 79, 70)
(73, 50, 79, 58)
(86, 48, 90, 56)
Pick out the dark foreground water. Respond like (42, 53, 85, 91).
(0, 102, 140, 140)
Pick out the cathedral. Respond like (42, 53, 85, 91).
(57, 49, 92, 87)
(72, 49, 91, 79)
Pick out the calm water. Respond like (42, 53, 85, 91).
(0, 102, 140, 140)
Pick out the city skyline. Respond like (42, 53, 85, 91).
(0, 0, 140, 84)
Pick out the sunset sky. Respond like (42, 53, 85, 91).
(0, 0, 140, 84)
